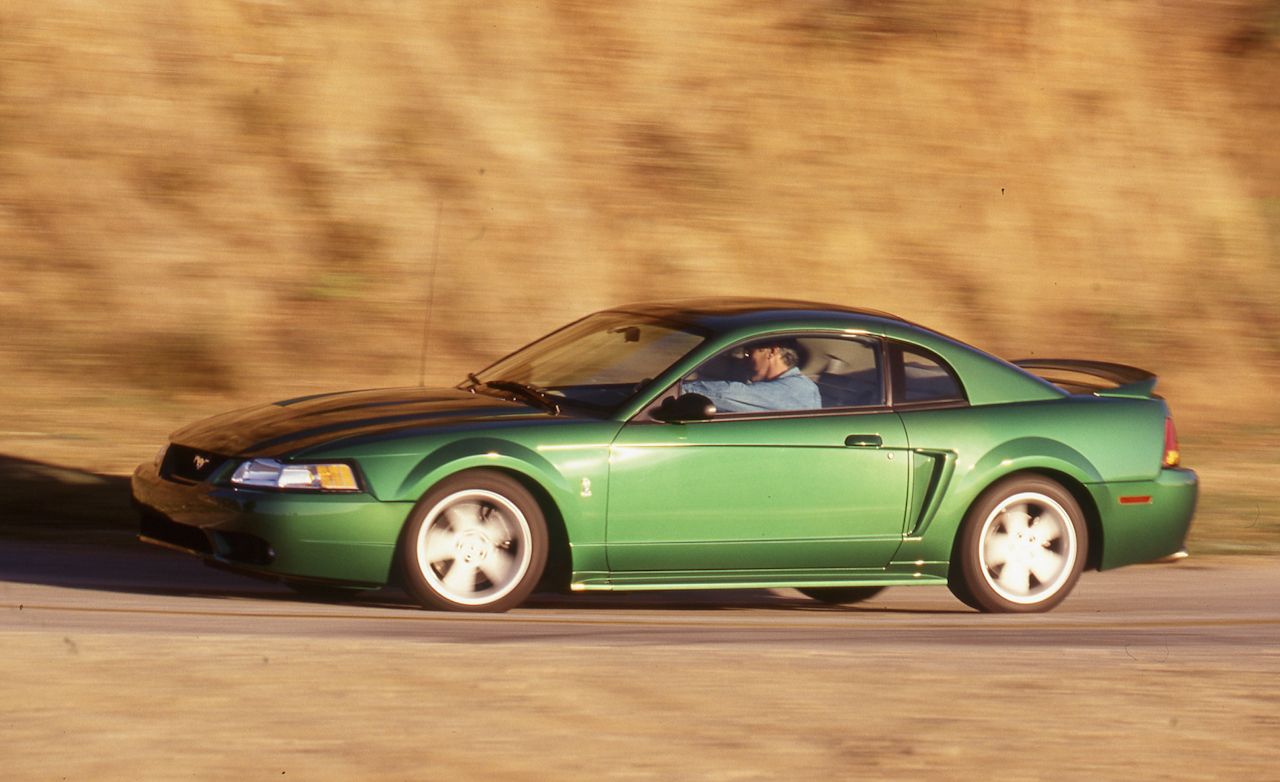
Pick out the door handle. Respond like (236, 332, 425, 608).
(844, 434, 883, 447)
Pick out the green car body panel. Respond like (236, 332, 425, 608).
(132, 298, 1196, 609)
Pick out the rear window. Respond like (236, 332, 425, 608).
(894, 345, 965, 404)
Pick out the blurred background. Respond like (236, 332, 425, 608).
(1, 1, 1276, 549)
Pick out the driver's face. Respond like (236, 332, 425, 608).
(746, 346, 775, 381)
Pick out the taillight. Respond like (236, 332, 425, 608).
(1163, 417, 1181, 468)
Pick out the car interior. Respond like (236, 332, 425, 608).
(685, 336, 885, 411)
(676, 333, 967, 416)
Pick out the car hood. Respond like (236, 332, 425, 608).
(168, 387, 555, 457)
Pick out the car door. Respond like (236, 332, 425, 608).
(604, 334, 911, 573)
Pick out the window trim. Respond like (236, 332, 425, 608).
(631, 332, 973, 423)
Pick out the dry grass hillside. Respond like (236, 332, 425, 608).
(1, 1, 1277, 545)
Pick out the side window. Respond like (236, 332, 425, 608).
(679, 334, 884, 414)
(803, 336, 884, 409)
(892, 344, 966, 404)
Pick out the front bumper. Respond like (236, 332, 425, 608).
(131, 461, 411, 586)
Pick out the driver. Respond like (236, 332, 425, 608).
(682, 338, 821, 413)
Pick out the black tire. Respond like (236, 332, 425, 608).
(797, 586, 886, 605)
(949, 475, 1087, 613)
(399, 470, 548, 613)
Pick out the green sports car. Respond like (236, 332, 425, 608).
(132, 299, 1197, 613)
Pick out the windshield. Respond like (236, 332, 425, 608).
(468, 312, 706, 414)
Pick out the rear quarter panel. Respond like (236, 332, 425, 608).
(895, 395, 1170, 565)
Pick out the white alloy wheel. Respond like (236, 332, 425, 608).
(977, 491, 1077, 605)
(950, 476, 1088, 613)
(416, 489, 533, 607)
(400, 471, 548, 613)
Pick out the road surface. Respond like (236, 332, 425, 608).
(2, 540, 1277, 780)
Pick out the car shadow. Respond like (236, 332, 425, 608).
(0, 453, 137, 544)
(0, 452, 968, 615)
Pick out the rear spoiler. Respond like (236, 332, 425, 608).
(1011, 359, 1158, 398)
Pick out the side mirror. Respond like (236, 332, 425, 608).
(654, 393, 716, 422)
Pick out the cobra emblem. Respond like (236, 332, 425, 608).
(193, 454, 209, 470)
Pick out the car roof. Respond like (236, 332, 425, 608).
(601, 297, 1067, 409)
(604, 297, 912, 331)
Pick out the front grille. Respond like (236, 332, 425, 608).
(139, 511, 213, 555)
(211, 530, 275, 566)
(139, 514, 274, 566)
(161, 444, 230, 483)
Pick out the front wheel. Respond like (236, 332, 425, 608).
(950, 476, 1087, 613)
(400, 471, 548, 612)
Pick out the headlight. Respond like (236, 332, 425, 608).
(230, 458, 361, 492)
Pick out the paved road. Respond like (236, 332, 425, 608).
(3, 539, 1278, 781)
(3, 539, 1277, 650)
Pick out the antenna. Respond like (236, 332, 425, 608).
(418, 201, 443, 387)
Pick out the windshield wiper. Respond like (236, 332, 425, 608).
(482, 380, 561, 415)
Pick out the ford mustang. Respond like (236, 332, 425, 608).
(132, 299, 1197, 613)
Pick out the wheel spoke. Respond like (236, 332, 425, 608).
(423, 528, 458, 565)
(997, 560, 1032, 595)
(999, 503, 1031, 534)
(984, 532, 1013, 566)
(1029, 546, 1066, 585)
(476, 547, 517, 587)
(1030, 514, 1063, 545)
(442, 560, 480, 595)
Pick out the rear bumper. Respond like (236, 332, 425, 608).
(131, 461, 410, 586)
(1090, 468, 1198, 570)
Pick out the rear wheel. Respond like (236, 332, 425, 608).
(400, 471, 547, 613)
(950, 475, 1087, 613)
(797, 586, 886, 605)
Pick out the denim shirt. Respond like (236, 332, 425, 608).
(683, 367, 822, 413)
